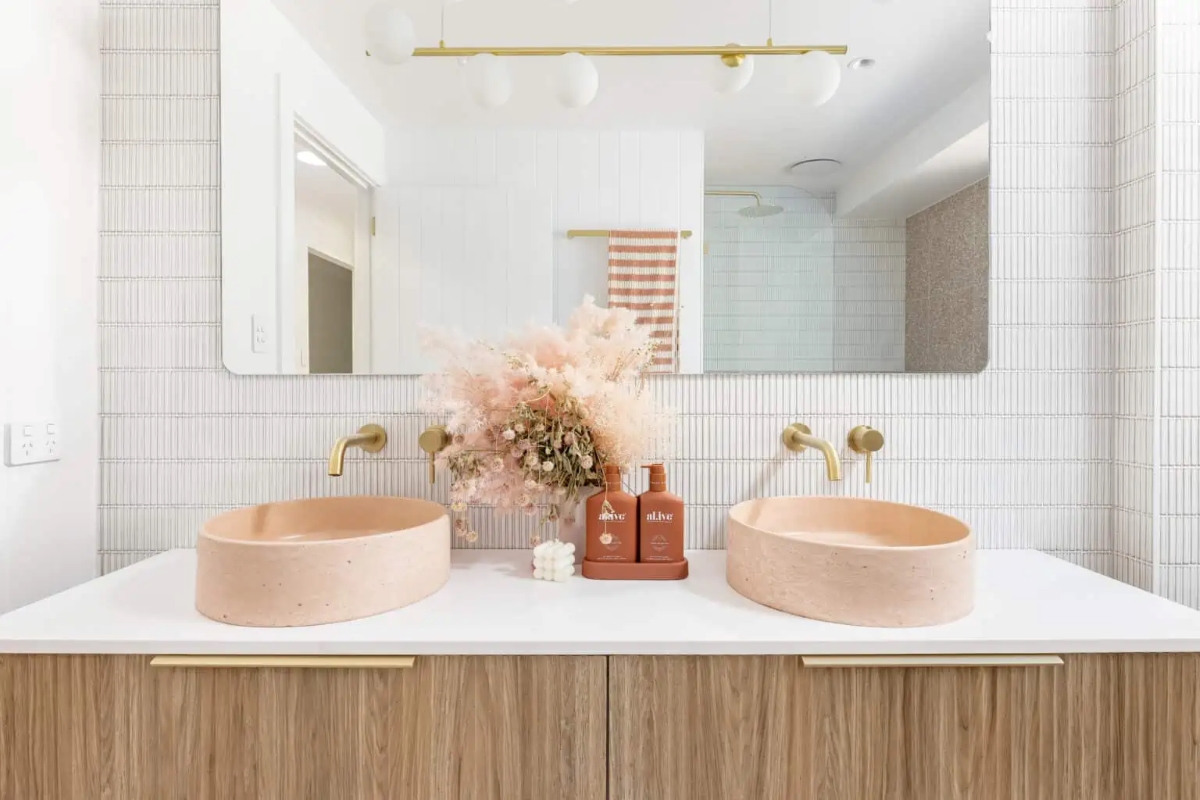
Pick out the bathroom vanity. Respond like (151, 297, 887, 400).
(2, 549, 1199, 800)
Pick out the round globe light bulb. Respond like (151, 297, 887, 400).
(555, 52, 599, 108)
(712, 50, 755, 94)
(464, 53, 512, 108)
(789, 50, 842, 107)
(363, 2, 416, 65)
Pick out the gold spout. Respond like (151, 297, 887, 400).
(328, 424, 387, 477)
(781, 423, 843, 481)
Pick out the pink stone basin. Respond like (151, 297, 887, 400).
(727, 497, 974, 628)
(196, 497, 450, 627)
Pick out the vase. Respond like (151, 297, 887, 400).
(555, 487, 600, 565)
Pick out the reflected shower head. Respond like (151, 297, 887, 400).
(738, 201, 784, 218)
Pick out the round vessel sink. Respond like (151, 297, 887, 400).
(727, 497, 973, 627)
(196, 496, 450, 627)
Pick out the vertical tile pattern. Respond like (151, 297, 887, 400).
(1112, 0, 1157, 590)
(703, 187, 906, 373)
(1159, 0, 1200, 606)
(99, 0, 1121, 580)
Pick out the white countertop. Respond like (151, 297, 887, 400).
(2, 549, 1200, 656)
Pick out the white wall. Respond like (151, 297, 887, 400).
(0, 0, 98, 612)
(387, 130, 706, 374)
(373, 186, 555, 374)
(220, 0, 386, 374)
(704, 187, 906, 373)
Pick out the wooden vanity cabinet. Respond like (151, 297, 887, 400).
(607, 655, 1200, 800)
(0, 655, 606, 800)
(6, 653, 1200, 799)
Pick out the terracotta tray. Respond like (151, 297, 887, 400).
(582, 558, 689, 580)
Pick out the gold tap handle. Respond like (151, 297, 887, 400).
(848, 425, 884, 484)
(418, 425, 451, 485)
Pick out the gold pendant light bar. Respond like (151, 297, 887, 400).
(413, 44, 847, 58)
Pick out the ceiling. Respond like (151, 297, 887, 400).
(269, 0, 990, 186)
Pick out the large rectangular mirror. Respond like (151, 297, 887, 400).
(222, 0, 989, 375)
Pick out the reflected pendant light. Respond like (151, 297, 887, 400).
(555, 52, 599, 108)
(464, 53, 512, 108)
(789, 50, 841, 107)
(713, 47, 755, 94)
(364, 1, 416, 64)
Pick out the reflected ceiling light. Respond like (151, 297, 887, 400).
(713, 46, 755, 94)
(464, 53, 512, 108)
(364, 2, 416, 64)
(789, 50, 841, 107)
(555, 53, 599, 108)
(296, 150, 327, 167)
(789, 158, 843, 180)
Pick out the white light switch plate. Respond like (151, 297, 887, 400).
(4, 422, 61, 467)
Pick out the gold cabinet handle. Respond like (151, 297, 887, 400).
(847, 425, 885, 484)
(150, 655, 416, 669)
(801, 654, 1063, 668)
(418, 425, 451, 485)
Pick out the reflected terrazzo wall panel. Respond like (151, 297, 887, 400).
(905, 179, 989, 373)
(98, 0, 1117, 578)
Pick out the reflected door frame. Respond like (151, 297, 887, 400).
(287, 119, 374, 374)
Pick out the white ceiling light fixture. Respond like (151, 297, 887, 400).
(713, 46, 755, 94)
(363, 1, 416, 65)
(789, 50, 842, 107)
(789, 158, 843, 180)
(464, 53, 512, 108)
(847, 57, 876, 70)
(555, 52, 599, 108)
(296, 150, 327, 167)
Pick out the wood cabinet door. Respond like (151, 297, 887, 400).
(608, 654, 1200, 800)
(0, 654, 606, 800)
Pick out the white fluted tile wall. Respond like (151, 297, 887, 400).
(703, 187, 906, 373)
(99, 0, 1122, 582)
(1112, 0, 1156, 590)
(1159, 0, 1200, 607)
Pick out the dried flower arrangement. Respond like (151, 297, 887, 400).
(423, 296, 671, 544)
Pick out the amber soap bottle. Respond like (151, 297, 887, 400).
(638, 464, 685, 564)
(585, 464, 638, 564)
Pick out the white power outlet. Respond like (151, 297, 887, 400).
(4, 422, 62, 467)
(251, 314, 271, 354)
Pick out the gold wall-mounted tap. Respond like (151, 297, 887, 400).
(328, 424, 387, 477)
(848, 425, 885, 483)
(418, 425, 451, 484)
(781, 423, 842, 481)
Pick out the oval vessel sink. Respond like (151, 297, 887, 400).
(197, 497, 450, 627)
(727, 497, 973, 627)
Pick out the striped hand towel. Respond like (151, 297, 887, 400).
(606, 230, 680, 373)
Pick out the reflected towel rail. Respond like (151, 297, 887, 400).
(567, 229, 692, 239)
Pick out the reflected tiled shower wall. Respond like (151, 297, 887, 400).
(102, 2, 1132, 590)
(703, 187, 906, 373)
